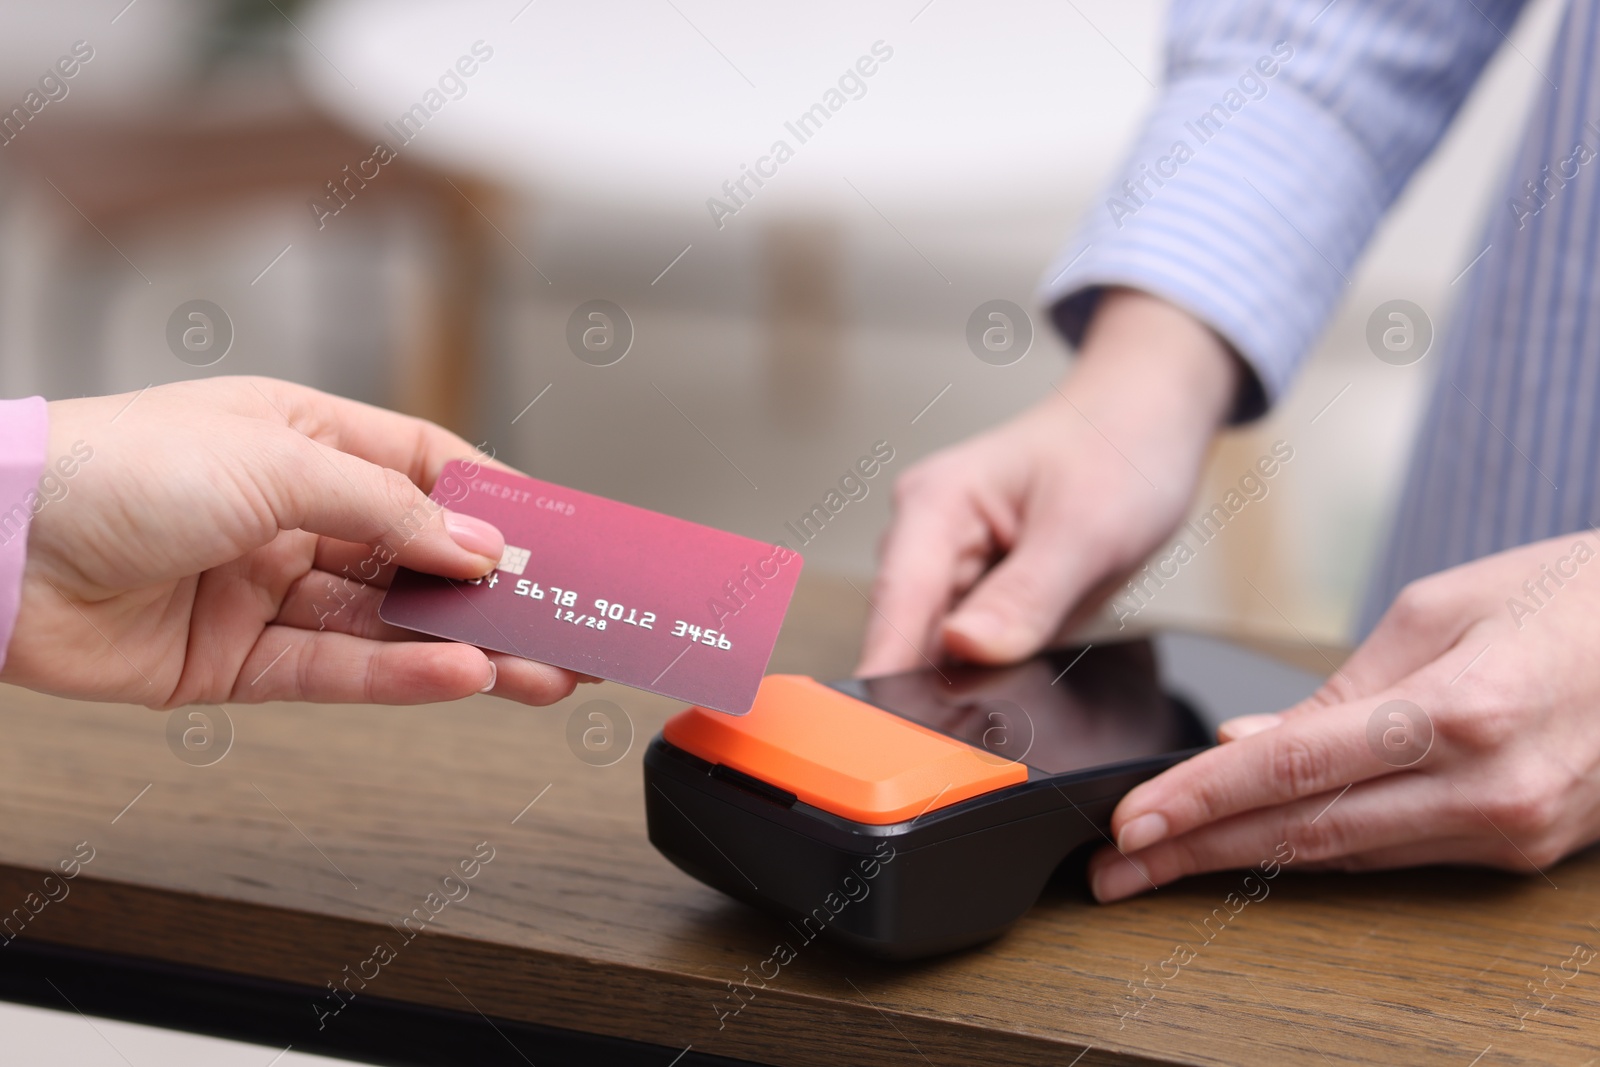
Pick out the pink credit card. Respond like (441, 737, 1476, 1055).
(379, 460, 803, 714)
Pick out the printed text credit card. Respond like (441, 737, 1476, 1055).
(379, 460, 803, 714)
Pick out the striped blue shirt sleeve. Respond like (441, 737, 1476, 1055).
(1039, 0, 1529, 418)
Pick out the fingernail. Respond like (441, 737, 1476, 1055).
(1117, 812, 1169, 853)
(1092, 855, 1152, 903)
(444, 511, 504, 561)
(479, 661, 497, 693)
(1219, 713, 1282, 741)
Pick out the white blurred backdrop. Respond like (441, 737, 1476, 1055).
(0, 0, 1567, 642)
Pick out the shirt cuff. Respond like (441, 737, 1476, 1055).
(0, 397, 49, 674)
(1037, 71, 1392, 419)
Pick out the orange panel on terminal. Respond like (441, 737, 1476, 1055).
(662, 674, 1027, 825)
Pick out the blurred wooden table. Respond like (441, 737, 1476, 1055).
(0, 573, 1595, 1066)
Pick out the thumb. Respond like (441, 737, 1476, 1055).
(273, 432, 504, 578)
(940, 527, 1099, 663)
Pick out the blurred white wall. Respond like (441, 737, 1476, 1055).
(0, 0, 205, 109)
(0, 0, 1569, 649)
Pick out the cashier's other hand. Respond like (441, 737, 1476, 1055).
(857, 289, 1241, 674)
(0, 377, 580, 708)
(1090, 534, 1600, 903)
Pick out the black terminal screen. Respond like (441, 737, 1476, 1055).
(853, 641, 1212, 775)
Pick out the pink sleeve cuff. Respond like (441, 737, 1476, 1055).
(0, 397, 49, 673)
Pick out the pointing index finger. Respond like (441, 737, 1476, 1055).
(1111, 693, 1418, 854)
(856, 495, 971, 676)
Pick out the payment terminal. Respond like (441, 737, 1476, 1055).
(643, 633, 1320, 959)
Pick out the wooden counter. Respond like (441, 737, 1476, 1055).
(0, 575, 1593, 1065)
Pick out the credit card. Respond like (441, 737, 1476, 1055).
(379, 460, 803, 714)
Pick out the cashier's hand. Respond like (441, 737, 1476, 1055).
(857, 289, 1241, 673)
(1090, 534, 1600, 902)
(0, 377, 580, 708)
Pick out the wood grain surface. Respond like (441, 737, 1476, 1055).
(0, 574, 1595, 1066)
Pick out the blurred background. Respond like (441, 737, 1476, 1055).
(0, 0, 1566, 653)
